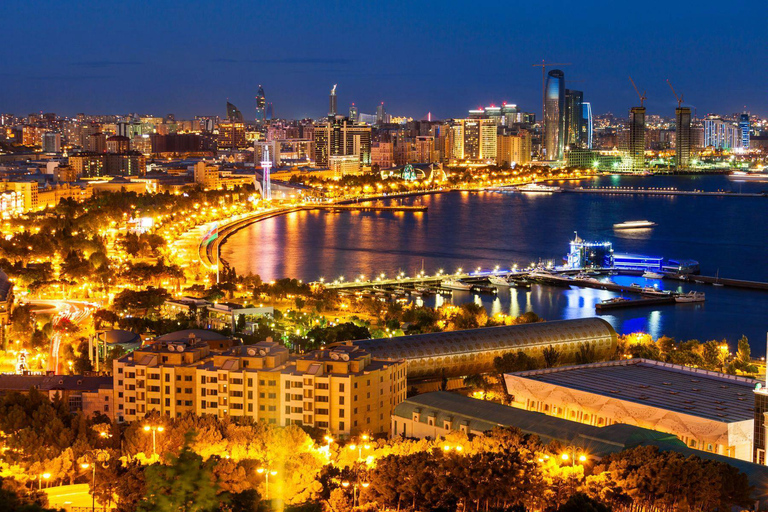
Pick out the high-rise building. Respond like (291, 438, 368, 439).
(256, 86, 266, 124)
(582, 102, 593, 149)
(349, 103, 359, 122)
(218, 122, 247, 150)
(314, 116, 371, 167)
(739, 112, 750, 149)
(544, 70, 566, 160)
(564, 89, 584, 149)
(41, 132, 61, 153)
(675, 107, 692, 170)
(226, 102, 244, 122)
(106, 135, 130, 153)
(329, 85, 338, 116)
(704, 116, 740, 149)
(448, 119, 497, 162)
(496, 130, 532, 166)
(376, 102, 386, 125)
(628, 106, 646, 171)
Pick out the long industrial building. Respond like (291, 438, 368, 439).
(504, 359, 755, 461)
(353, 318, 617, 379)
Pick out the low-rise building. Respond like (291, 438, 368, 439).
(504, 358, 755, 461)
(0, 375, 113, 420)
(113, 334, 406, 435)
(205, 302, 274, 332)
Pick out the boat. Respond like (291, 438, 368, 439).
(675, 291, 706, 303)
(613, 220, 657, 230)
(641, 287, 672, 297)
(728, 171, 768, 181)
(510, 279, 532, 289)
(693, 279, 705, 284)
(642, 271, 665, 279)
(601, 297, 630, 304)
(517, 183, 563, 193)
(440, 278, 472, 291)
(713, 269, 725, 287)
(488, 275, 513, 287)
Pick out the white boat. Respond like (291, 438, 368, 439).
(488, 275, 513, 287)
(728, 171, 768, 181)
(441, 278, 472, 291)
(641, 287, 672, 297)
(642, 271, 665, 279)
(517, 183, 563, 193)
(613, 220, 657, 229)
(675, 291, 706, 303)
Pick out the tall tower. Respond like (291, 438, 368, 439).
(628, 106, 646, 171)
(261, 146, 272, 201)
(544, 70, 565, 160)
(675, 107, 692, 170)
(376, 102, 386, 125)
(256, 85, 266, 124)
(349, 103, 359, 122)
(739, 112, 750, 149)
(329, 85, 337, 116)
(565, 89, 584, 149)
(582, 102, 593, 149)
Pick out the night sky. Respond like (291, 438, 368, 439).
(2, 0, 765, 120)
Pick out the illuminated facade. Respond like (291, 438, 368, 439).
(704, 115, 740, 150)
(567, 236, 614, 268)
(739, 112, 750, 149)
(218, 122, 247, 150)
(564, 89, 584, 148)
(544, 70, 565, 160)
(449, 119, 497, 162)
(193, 161, 220, 189)
(256, 85, 267, 124)
(113, 334, 406, 435)
(314, 116, 371, 167)
(496, 131, 531, 166)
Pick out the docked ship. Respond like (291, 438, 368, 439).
(642, 271, 665, 279)
(488, 275, 513, 287)
(613, 220, 657, 229)
(441, 278, 472, 291)
(517, 183, 563, 193)
(675, 291, 706, 303)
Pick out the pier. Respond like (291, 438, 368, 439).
(669, 274, 768, 291)
(568, 187, 767, 198)
(312, 204, 427, 212)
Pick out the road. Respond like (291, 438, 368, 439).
(27, 300, 98, 374)
(44, 483, 96, 509)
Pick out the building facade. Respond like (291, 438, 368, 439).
(314, 116, 371, 168)
(544, 70, 566, 160)
(628, 106, 646, 170)
(113, 335, 406, 436)
(675, 107, 692, 169)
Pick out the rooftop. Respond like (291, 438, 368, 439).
(509, 359, 756, 423)
(0, 375, 112, 392)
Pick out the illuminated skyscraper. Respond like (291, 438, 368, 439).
(261, 145, 272, 201)
(314, 116, 371, 167)
(675, 107, 691, 170)
(739, 112, 750, 149)
(329, 85, 337, 116)
(256, 86, 266, 124)
(349, 103, 358, 122)
(628, 106, 646, 171)
(544, 70, 565, 160)
(564, 89, 583, 149)
(582, 102, 593, 149)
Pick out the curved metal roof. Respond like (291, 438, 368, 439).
(354, 318, 616, 362)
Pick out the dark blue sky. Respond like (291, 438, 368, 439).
(2, 0, 765, 120)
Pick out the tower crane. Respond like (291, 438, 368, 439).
(666, 79, 683, 108)
(628, 76, 647, 107)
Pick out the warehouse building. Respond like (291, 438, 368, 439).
(504, 358, 755, 461)
(353, 318, 617, 379)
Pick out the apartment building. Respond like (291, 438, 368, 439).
(113, 333, 406, 436)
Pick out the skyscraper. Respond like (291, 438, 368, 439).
(376, 102, 386, 125)
(349, 103, 358, 122)
(628, 106, 646, 171)
(314, 116, 371, 167)
(564, 89, 584, 149)
(544, 70, 565, 160)
(582, 102, 593, 149)
(226, 102, 244, 122)
(256, 86, 266, 124)
(675, 107, 692, 170)
(739, 112, 750, 149)
(329, 85, 337, 116)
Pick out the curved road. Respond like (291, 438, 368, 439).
(28, 300, 98, 374)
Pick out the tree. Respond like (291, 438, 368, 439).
(140, 433, 220, 512)
(542, 345, 561, 368)
(557, 493, 610, 512)
(575, 342, 597, 365)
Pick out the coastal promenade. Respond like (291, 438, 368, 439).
(570, 186, 767, 198)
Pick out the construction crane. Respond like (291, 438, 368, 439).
(628, 76, 647, 107)
(666, 79, 683, 108)
(533, 60, 571, 117)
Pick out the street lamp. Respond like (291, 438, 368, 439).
(38, 473, 51, 490)
(257, 467, 278, 501)
(80, 462, 96, 512)
(342, 480, 370, 507)
(143, 425, 165, 457)
(348, 434, 371, 461)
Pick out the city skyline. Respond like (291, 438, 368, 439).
(1, 0, 766, 119)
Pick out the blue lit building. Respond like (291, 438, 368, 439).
(582, 102, 593, 149)
(544, 70, 565, 160)
(567, 236, 613, 269)
(739, 112, 750, 150)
